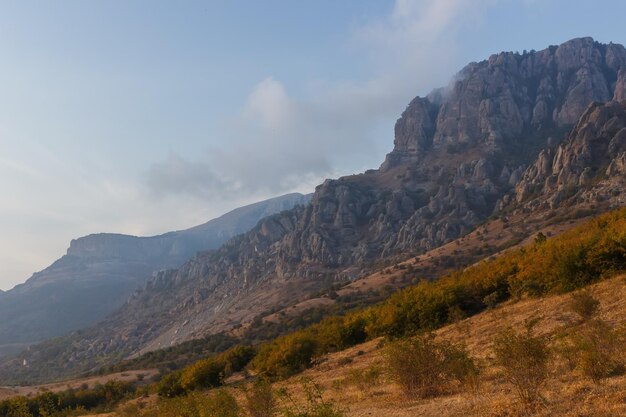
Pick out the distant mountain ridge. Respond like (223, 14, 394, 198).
(4, 37, 626, 383)
(0, 192, 311, 356)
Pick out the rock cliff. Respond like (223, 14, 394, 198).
(514, 100, 626, 209)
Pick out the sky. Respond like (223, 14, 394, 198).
(1, 0, 626, 290)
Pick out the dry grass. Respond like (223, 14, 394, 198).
(269, 275, 626, 417)
(77, 275, 625, 417)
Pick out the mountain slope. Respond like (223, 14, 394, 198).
(5, 37, 626, 382)
(0, 193, 311, 356)
(266, 274, 626, 417)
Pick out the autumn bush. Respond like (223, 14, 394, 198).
(157, 345, 256, 397)
(493, 322, 549, 410)
(251, 333, 318, 379)
(559, 319, 625, 382)
(150, 390, 240, 417)
(179, 358, 225, 391)
(9, 209, 626, 416)
(568, 289, 600, 321)
(342, 364, 383, 392)
(386, 334, 478, 398)
(244, 379, 277, 417)
(279, 378, 344, 417)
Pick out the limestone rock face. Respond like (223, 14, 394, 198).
(614, 69, 626, 101)
(515, 100, 626, 209)
(383, 37, 626, 170)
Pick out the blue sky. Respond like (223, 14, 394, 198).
(1, 0, 626, 289)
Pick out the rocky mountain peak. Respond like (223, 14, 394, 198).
(383, 37, 626, 170)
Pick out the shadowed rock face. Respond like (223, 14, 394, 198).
(5, 38, 626, 382)
(0, 193, 311, 353)
(514, 100, 626, 210)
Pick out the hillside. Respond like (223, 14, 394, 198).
(4, 37, 626, 383)
(2, 207, 625, 417)
(11, 273, 625, 417)
(264, 274, 625, 417)
(0, 193, 310, 357)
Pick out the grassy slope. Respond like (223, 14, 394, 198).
(268, 274, 626, 417)
(251, 274, 625, 417)
(94, 274, 625, 417)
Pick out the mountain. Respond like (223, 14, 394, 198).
(4, 37, 626, 382)
(0, 193, 311, 357)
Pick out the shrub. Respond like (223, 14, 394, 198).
(221, 345, 256, 374)
(201, 389, 240, 417)
(568, 290, 600, 321)
(279, 379, 344, 417)
(343, 365, 383, 392)
(252, 333, 318, 379)
(157, 372, 187, 398)
(493, 322, 549, 409)
(180, 358, 225, 391)
(565, 320, 625, 382)
(385, 334, 478, 398)
(5, 397, 32, 417)
(245, 379, 276, 417)
(151, 390, 240, 417)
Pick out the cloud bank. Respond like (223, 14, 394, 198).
(145, 0, 500, 205)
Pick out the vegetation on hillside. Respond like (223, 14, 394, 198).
(0, 381, 135, 417)
(251, 208, 626, 379)
(2, 208, 626, 416)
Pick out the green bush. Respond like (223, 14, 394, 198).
(157, 372, 187, 398)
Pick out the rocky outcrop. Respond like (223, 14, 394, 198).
(383, 37, 626, 169)
(0, 193, 310, 352)
(515, 100, 626, 209)
(614, 69, 626, 101)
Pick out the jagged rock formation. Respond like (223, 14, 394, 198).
(0, 193, 310, 357)
(514, 100, 626, 209)
(4, 38, 626, 382)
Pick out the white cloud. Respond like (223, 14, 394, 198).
(146, 1, 504, 204)
(243, 77, 295, 131)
